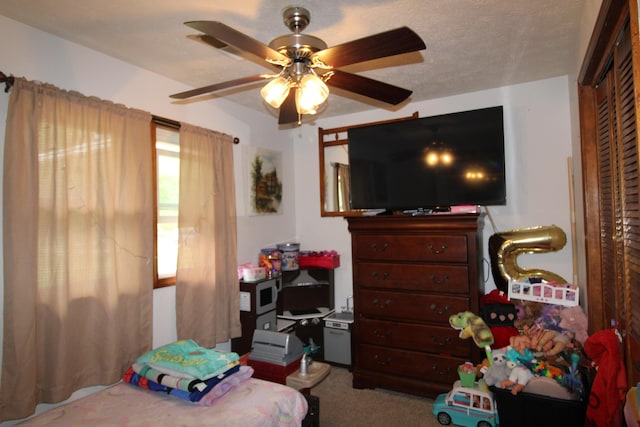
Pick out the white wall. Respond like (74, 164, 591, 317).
(293, 77, 576, 308)
(0, 15, 299, 423)
(0, 1, 604, 422)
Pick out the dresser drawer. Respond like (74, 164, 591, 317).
(355, 262, 469, 293)
(359, 289, 469, 323)
(357, 343, 463, 386)
(358, 318, 471, 357)
(354, 234, 468, 262)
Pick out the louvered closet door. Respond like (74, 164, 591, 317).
(594, 21, 640, 384)
(595, 74, 622, 333)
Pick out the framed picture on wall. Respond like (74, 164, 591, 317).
(246, 146, 283, 215)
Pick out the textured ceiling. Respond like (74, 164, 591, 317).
(0, 0, 586, 120)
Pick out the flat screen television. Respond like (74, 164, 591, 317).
(347, 106, 506, 212)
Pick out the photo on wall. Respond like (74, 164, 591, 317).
(246, 146, 283, 215)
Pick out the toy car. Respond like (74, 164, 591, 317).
(432, 380, 500, 427)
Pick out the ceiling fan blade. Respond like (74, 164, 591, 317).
(312, 27, 426, 68)
(325, 70, 412, 105)
(170, 74, 270, 99)
(187, 34, 228, 49)
(278, 88, 299, 125)
(185, 21, 290, 64)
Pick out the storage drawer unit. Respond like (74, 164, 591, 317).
(347, 214, 483, 398)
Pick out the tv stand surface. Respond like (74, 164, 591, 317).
(402, 207, 451, 216)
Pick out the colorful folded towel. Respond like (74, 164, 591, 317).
(123, 363, 241, 402)
(136, 339, 240, 380)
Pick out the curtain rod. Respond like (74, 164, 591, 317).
(0, 70, 15, 93)
(0, 74, 240, 144)
(152, 115, 239, 144)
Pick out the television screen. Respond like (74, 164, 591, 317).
(347, 106, 506, 211)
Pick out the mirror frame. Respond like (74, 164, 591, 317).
(319, 112, 419, 217)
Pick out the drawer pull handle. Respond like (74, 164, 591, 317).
(430, 303, 450, 316)
(373, 298, 391, 308)
(372, 271, 390, 280)
(373, 328, 391, 339)
(371, 242, 389, 252)
(429, 273, 449, 284)
(431, 335, 451, 346)
(374, 354, 392, 365)
(428, 243, 447, 254)
(432, 364, 452, 376)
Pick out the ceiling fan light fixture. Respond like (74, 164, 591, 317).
(295, 73, 329, 114)
(175, 8, 426, 125)
(260, 76, 291, 108)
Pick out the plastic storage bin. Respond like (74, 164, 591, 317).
(490, 387, 587, 427)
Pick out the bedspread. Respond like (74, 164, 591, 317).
(18, 378, 308, 427)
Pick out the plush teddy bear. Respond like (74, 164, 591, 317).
(482, 348, 511, 387)
(559, 306, 589, 344)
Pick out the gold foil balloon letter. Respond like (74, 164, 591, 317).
(489, 225, 568, 291)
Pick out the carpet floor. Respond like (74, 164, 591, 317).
(311, 366, 443, 427)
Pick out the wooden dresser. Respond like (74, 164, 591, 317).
(347, 213, 483, 398)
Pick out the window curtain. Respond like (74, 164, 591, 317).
(334, 162, 350, 212)
(0, 78, 153, 421)
(175, 123, 240, 348)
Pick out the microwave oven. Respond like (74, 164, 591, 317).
(240, 278, 279, 315)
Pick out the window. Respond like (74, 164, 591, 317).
(153, 123, 180, 287)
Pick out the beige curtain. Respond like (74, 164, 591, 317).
(0, 79, 153, 421)
(175, 123, 240, 348)
(334, 162, 350, 212)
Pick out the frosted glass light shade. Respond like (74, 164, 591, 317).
(260, 77, 291, 108)
(296, 74, 329, 115)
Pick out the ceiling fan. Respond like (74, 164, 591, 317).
(170, 6, 427, 125)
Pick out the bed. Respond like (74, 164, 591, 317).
(17, 339, 309, 427)
(18, 377, 308, 426)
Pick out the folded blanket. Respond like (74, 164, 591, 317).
(136, 339, 240, 380)
(198, 365, 254, 406)
(133, 362, 208, 392)
(123, 363, 241, 402)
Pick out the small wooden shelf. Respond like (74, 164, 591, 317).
(286, 361, 331, 392)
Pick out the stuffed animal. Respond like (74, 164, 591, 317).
(542, 330, 574, 358)
(500, 362, 534, 395)
(559, 306, 589, 344)
(508, 334, 533, 355)
(525, 326, 566, 356)
(506, 345, 535, 366)
(482, 348, 511, 387)
(513, 300, 544, 331)
(529, 358, 565, 382)
(540, 304, 565, 330)
(449, 311, 494, 348)
(480, 289, 519, 348)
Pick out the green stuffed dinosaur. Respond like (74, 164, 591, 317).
(449, 311, 494, 348)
